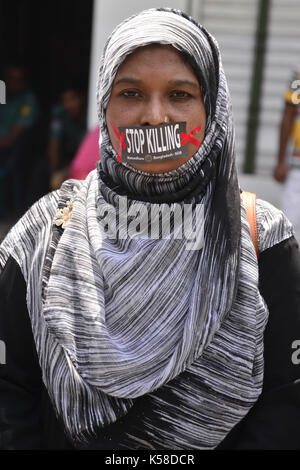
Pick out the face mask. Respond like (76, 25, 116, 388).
(110, 121, 200, 163)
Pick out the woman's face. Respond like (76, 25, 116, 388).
(106, 44, 206, 174)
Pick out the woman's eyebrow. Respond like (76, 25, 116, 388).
(113, 78, 199, 88)
(168, 79, 199, 89)
(114, 77, 142, 86)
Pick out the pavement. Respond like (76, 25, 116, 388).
(238, 173, 283, 208)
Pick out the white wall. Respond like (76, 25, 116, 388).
(87, 0, 190, 129)
(256, 0, 300, 176)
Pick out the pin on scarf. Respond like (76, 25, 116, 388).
(110, 122, 202, 163)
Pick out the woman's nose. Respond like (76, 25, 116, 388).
(140, 97, 168, 126)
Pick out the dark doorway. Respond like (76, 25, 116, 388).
(0, 0, 93, 217)
(0, 0, 93, 158)
(0, 0, 93, 106)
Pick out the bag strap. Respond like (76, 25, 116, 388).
(240, 190, 259, 258)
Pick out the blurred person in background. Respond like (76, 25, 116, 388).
(273, 66, 300, 241)
(0, 62, 39, 219)
(69, 125, 100, 180)
(48, 82, 87, 189)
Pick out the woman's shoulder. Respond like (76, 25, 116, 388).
(0, 178, 85, 277)
(256, 197, 295, 254)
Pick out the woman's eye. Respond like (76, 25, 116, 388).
(120, 90, 141, 98)
(170, 91, 192, 99)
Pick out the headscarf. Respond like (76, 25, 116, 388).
(0, 8, 277, 448)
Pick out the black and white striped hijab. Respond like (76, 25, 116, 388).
(1, 8, 293, 448)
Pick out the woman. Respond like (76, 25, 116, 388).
(0, 8, 300, 450)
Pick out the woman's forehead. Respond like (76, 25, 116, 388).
(118, 44, 181, 66)
(113, 44, 198, 81)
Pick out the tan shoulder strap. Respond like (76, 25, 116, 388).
(240, 191, 259, 258)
